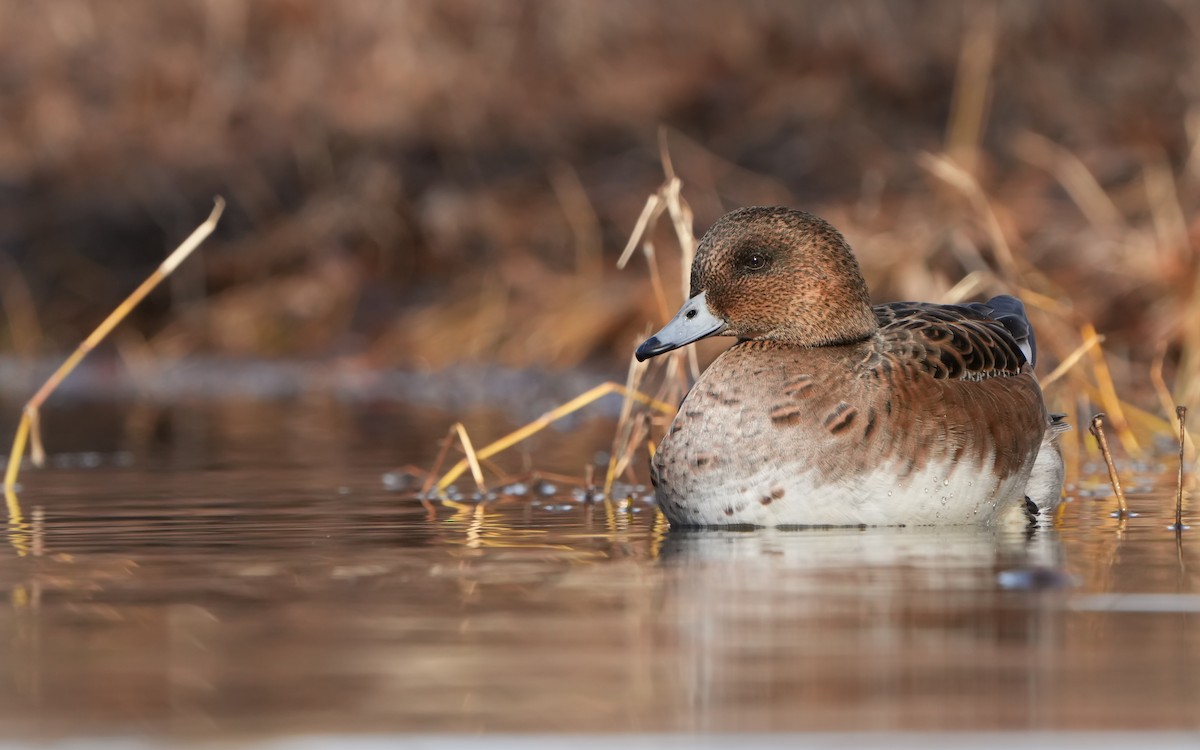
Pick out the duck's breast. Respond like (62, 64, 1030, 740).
(652, 341, 1047, 526)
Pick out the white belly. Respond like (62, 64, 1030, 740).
(654, 453, 1032, 527)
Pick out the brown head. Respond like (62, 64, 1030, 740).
(637, 207, 878, 360)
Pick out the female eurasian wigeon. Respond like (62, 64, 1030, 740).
(636, 206, 1066, 527)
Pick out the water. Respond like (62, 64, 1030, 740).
(1, 397, 1199, 743)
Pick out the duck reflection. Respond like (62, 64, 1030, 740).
(647, 525, 1069, 730)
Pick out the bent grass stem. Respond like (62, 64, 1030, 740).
(3, 198, 225, 495)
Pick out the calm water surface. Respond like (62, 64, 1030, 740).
(1, 397, 1198, 740)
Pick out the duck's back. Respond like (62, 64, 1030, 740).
(651, 297, 1050, 527)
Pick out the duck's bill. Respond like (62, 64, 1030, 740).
(635, 291, 727, 361)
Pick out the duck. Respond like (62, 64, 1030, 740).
(635, 206, 1066, 528)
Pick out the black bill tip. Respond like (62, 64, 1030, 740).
(635, 336, 670, 362)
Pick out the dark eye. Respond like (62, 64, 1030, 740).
(743, 251, 769, 271)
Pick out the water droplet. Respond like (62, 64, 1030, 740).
(943, 479, 950, 486)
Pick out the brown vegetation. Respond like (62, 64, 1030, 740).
(2, 2, 1199, 458)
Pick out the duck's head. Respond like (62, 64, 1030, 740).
(636, 206, 877, 361)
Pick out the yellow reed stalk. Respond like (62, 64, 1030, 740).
(453, 423, 486, 492)
(1076, 381, 1173, 439)
(1151, 350, 1196, 460)
(918, 151, 1019, 279)
(1150, 347, 1176, 425)
(5, 485, 27, 556)
(415, 426, 461, 510)
(1147, 348, 1195, 458)
(605, 413, 647, 495)
(604, 353, 650, 496)
(657, 127, 696, 272)
(942, 271, 989, 304)
(3, 198, 225, 492)
(1083, 323, 1139, 452)
(1013, 285, 1074, 318)
(1042, 332, 1104, 387)
(642, 241, 672, 324)
(1176, 406, 1188, 531)
(944, 2, 995, 175)
(1013, 132, 1125, 230)
(435, 382, 676, 492)
(1089, 414, 1129, 517)
(617, 194, 665, 270)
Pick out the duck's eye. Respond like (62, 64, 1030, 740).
(743, 251, 770, 271)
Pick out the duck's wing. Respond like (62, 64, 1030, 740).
(872, 295, 1033, 381)
(969, 295, 1036, 366)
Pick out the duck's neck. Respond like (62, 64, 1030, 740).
(774, 295, 878, 348)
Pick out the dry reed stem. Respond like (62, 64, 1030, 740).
(1013, 132, 1125, 229)
(1152, 348, 1196, 460)
(0, 256, 45, 358)
(642, 241, 672, 324)
(1013, 285, 1075, 318)
(4, 486, 26, 556)
(941, 270, 990, 304)
(657, 128, 697, 271)
(3, 197, 225, 494)
(549, 160, 603, 279)
(613, 417, 648, 491)
(660, 172, 701, 382)
(1176, 406, 1188, 531)
(439, 144, 699, 499)
(1042, 331, 1105, 387)
(1089, 413, 1129, 517)
(917, 151, 1019, 279)
(1078, 381, 1178, 439)
(619, 133, 700, 382)
(604, 352, 650, 495)
(617, 194, 665, 270)
(1143, 149, 1193, 268)
(421, 427, 457, 495)
(453, 423, 486, 492)
(418, 426, 459, 508)
(434, 382, 675, 492)
(945, 2, 995, 175)
(1150, 347, 1177, 427)
(1083, 323, 1139, 452)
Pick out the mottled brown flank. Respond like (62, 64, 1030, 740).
(659, 327, 1047, 485)
(769, 403, 804, 426)
(862, 408, 878, 439)
(783, 374, 814, 397)
(823, 402, 857, 434)
(693, 452, 718, 468)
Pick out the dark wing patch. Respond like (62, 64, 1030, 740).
(872, 299, 1031, 381)
(968, 295, 1036, 366)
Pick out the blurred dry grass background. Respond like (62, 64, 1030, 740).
(2, 1, 1199, 436)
